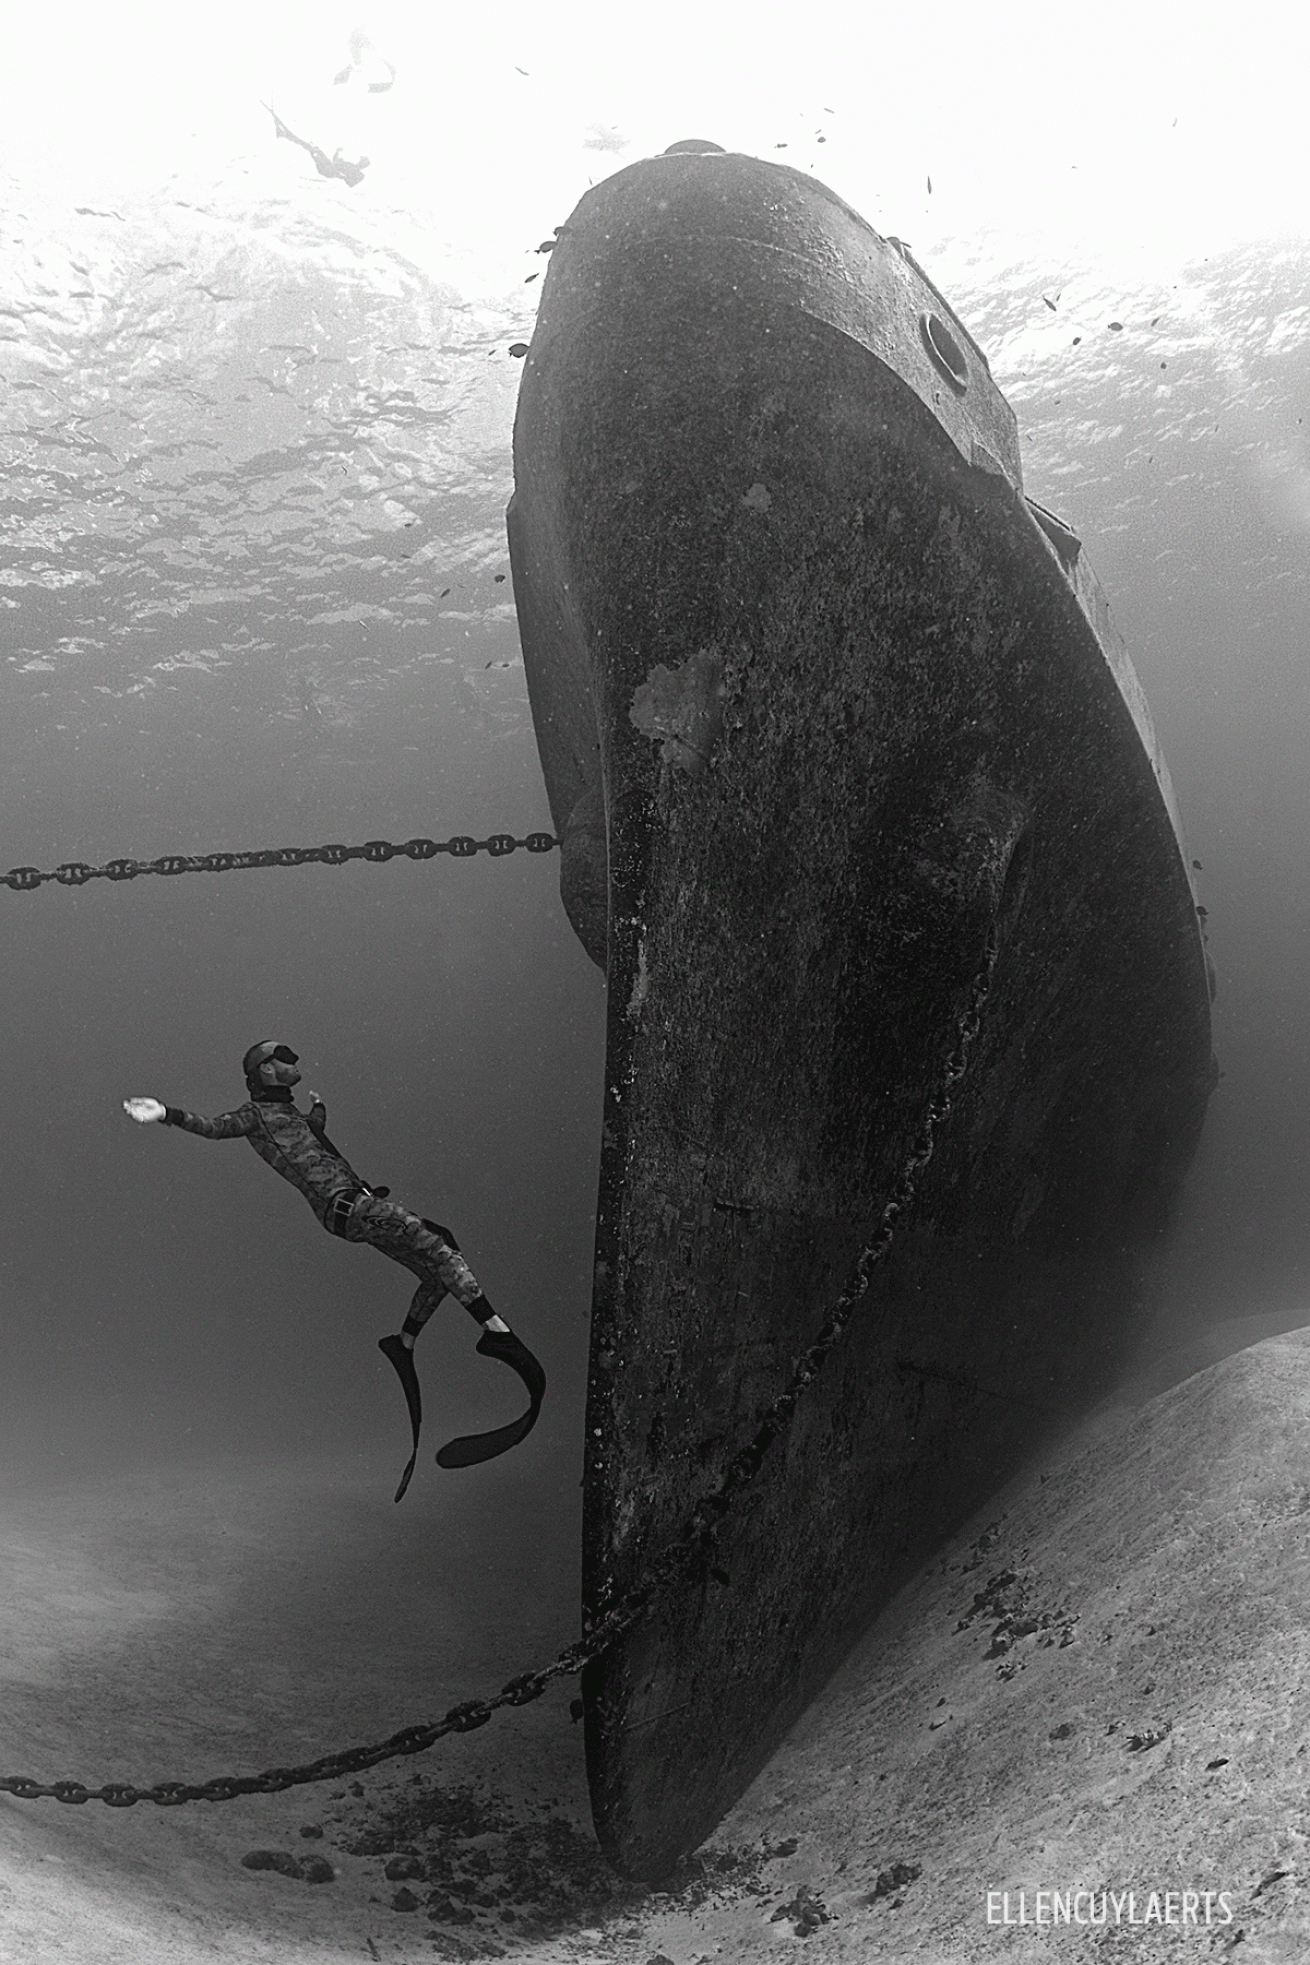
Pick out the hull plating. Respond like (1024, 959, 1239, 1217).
(508, 148, 1215, 1879)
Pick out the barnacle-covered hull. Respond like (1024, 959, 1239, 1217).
(507, 146, 1215, 1881)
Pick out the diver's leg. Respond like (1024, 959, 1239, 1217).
(416, 1220, 508, 1331)
(359, 1199, 509, 1331)
(352, 1195, 542, 1473)
(399, 1279, 445, 1349)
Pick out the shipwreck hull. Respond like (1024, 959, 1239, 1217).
(508, 146, 1215, 1880)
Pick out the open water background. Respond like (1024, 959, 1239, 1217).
(0, 5, 1308, 1954)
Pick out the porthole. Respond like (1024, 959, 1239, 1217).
(919, 311, 969, 393)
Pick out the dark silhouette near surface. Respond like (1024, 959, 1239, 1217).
(262, 104, 369, 188)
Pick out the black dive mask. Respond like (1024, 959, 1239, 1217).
(244, 1040, 301, 1093)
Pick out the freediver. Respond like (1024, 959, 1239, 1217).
(261, 103, 370, 188)
(123, 1042, 544, 1502)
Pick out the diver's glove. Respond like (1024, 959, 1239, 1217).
(435, 1310, 546, 1470)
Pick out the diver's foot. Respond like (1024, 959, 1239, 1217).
(435, 1327, 547, 1469)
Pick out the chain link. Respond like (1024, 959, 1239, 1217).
(0, 922, 997, 1810)
(0, 833, 559, 893)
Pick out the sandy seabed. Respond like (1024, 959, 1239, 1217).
(4, 1316, 1310, 1963)
(0, 1441, 601, 1964)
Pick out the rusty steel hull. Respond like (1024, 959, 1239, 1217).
(507, 147, 1215, 1880)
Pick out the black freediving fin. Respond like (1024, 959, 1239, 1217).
(435, 1328, 546, 1469)
(378, 1333, 422, 1503)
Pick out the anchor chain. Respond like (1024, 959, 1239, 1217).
(0, 925, 998, 1810)
(0, 832, 558, 893)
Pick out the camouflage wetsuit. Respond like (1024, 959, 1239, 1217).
(161, 1089, 487, 1337)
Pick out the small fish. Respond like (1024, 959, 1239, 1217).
(440, 588, 451, 598)
(1042, 292, 1059, 311)
(524, 272, 539, 283)
(926, 174, 932, 193)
